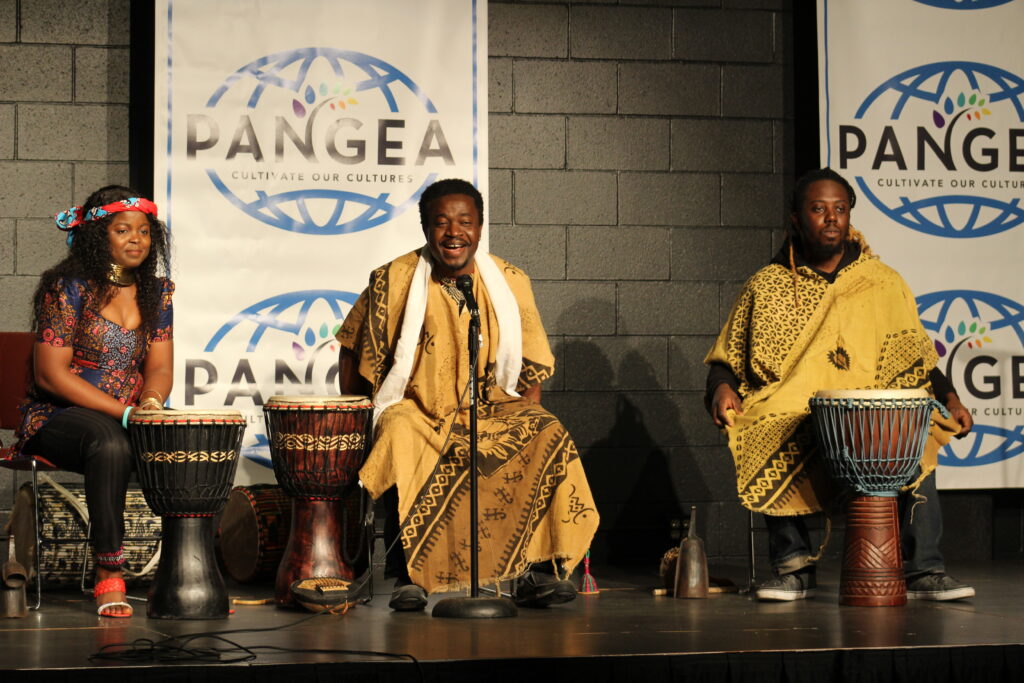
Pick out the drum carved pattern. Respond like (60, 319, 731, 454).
(272, 432, 365, 451)
(139, 450, 237, 463)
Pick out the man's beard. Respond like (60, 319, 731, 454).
(802, 238, 845, 265)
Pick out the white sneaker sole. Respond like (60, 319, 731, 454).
(755, 588, 815, 602)
(907, 586, 975, 601)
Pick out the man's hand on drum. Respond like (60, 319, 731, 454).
(711, 384, 744, 428)
(943, 393, 973, 439)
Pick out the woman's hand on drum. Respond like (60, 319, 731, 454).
(943, 393, 973, 439)
(711, 384, 743, 428)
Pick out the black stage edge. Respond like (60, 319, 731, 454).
(1, 560, 1021, 683)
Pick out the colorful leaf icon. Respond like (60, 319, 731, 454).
(292, 100, 306, 117)
(944, 97, 954, 114)
(945, 326, 954, 343)
(957, 92, 965, 107)
(957, 321, 966, 335)
(983, 336, 992, 343)
(304, 327, 316, 346)
(933, 111, 945, 128)
(969, 93, 977, 105)
(304, 85, 315, 104)
(332, 324, 342, 336)
(292, 342, 306, 361)
(319, 322, 329, 338)
(935, 340, 947, 357)
(969, 322, 977, 333)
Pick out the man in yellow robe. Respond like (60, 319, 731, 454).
(337, 179, 598, 611)
(705, 169, 974, 602)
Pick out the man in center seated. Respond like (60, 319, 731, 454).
(336, 178, 599, 611)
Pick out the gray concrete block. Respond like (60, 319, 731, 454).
(562, 336, 667, 391)
(618, 63, 719, 116)
(18, 104, 130, 162)
(0, 105, 13, 159)
(723, 65, 784, 118)
(488, 169, 512, 225)
(21, 0, 130, 45)
(515, 170, 616, 225)
(489, 224, 566, 281)
(774, 119, 792, 174)
(622, 0, 718, 5)
(570, 6, 672, 60)
(671, 118, 773, 173)
(618, 172, 719, 226)
(567, 225, 669, 280)
(0, 219, 13, 274)
(541, 390, 618, 449)
(674, 10, 774, 63)
(73, 162, 131, 202)
(514, 60, 616, 114)
(568, 116, 669, 171)
(0, 161, 73, 218)
(622, 391, 722, 448)
(490, 114, 565, 170)
(667, 445, 740, 506)
(532, 280, 616, 335)
(770, 226, 788, 255)
(490, 3, 567, 58)
(16, 218, 67, 276)
(0, 276, 38, 331)
(724, 0, 787, 9)
(0, 0, 15, 42)
(489, 58, 512, 113)
(75, 47, 130, 104)
(618, 280, 719, 335)
(703, 498, 754, 560)
(0, 46, 73, 102)
(671, 226, 773, 281)
(668, 335, 718, 391)
(721, 173, 783, 227)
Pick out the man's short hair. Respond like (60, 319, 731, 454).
(790, 168, 857, 213)
(418, 179, 484, 230)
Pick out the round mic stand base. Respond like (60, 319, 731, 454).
(432, 594, 518, 619)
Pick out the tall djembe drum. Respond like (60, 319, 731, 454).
(128, 409, 245, 619)
(809, 389, 945, 607)
(264, 395, 372, 607)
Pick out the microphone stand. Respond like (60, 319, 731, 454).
(432, 275, 517, 619)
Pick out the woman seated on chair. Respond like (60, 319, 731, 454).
(12, 185, 173, 618)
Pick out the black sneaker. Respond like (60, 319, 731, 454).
(906, 573, 975, 601)
(755, 571, 817, 601)
(513, 571, 576, 608)
(388, 580, 428, 611)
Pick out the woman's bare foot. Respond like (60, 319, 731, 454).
(95, 566, 132, 617)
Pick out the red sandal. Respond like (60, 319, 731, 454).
(94, 577, 133, 618)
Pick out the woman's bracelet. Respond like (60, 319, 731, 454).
(121, 406, 133, 429)
(139, 389, 164, 403)
(139, 398, 163, 411)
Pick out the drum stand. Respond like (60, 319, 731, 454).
(433, 278, 517, 619)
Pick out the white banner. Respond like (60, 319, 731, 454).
(819, 0, 1024, 488)
(154, 0, 488, 483)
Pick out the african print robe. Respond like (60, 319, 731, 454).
(337, 249, 598, 593)
(705, 252, 960, 516)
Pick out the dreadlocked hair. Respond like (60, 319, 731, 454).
(32, 185, 171, 337)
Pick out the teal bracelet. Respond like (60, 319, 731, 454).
(121, 406, 133, 429)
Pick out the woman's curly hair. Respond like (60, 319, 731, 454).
(32, 185, 171, 335)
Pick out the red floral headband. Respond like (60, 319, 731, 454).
(55, 197, 158, 245)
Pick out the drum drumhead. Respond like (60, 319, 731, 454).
(129, 409, 246, 423)
(264, 395, 371, 409)
(812, 388, 930, 400)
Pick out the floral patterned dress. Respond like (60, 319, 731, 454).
(14, 277, 174, 452)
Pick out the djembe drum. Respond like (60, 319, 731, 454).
(128, 409, 245, 619)
(218, 484, 292, 583)
(264, 395, 372, 607)
(809, 389, 944, 606)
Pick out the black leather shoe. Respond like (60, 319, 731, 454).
(514, 571, 576, 608)
(388, 581, 428, 611)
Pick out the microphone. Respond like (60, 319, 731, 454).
(455, 274, 480, 316)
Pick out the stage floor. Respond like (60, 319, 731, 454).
(1, 560, 1022, 681)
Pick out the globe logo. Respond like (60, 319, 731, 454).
(840, 61, 1024, 239)
(913, 0, 1015, 8)
(203, 289, 360, 466)
(917, 289, 1024, 468)
(191, 47, 451, 235)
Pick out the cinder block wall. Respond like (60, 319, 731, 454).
(488, 0, 791, 569)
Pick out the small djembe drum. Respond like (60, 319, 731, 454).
(128, 409, 245, 619)
(809, 389, 943, 607)
(218, 484, 292, 583)
(264, 395, 372, 607)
